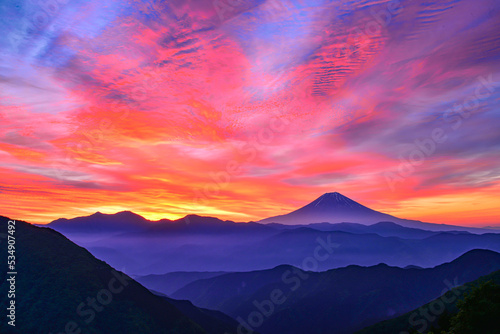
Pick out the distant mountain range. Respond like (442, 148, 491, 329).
(42, 193, 500, 274)
(170, 249, 500, 334)
(484, 225, 500, 229)
(48, 211, 273, 236)
(4, 198, 500, 334)
(45, 218, 500, 273)
(135, 271, 231, 296)
(49, 210, 152, 234)
(0, 216, 240, 334)
(47, 192, 498, 235)
(268, 220, 441, 239)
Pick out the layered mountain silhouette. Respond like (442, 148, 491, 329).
(45, 221, 500, 274)
(5, 191, 500, 334)
(0, 216, 239, 334)
(46, 192, 497, 235)
(43, 196, 500, 274)
(171, 249, 500, 334)
(267, 221, 441, 239)
(49, 211, 151, 234)
(48, 212, 272, 236)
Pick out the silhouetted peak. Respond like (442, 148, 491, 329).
(308, 192, 366, 209)
(321, 191, 344, 197)
(178, 214, 219, 224)
(182, 214, 203, 219)
(271, 264, 298, 271)
(457, 249, 500, 259)
(404, 265, 423, 269)
(89, 211, 144, 219)
(371, 221, 401, 228)
(115, 210, 144, 218)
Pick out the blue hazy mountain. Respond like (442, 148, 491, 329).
(136, 271, 231, 296)
(44, 198, 500, 274)
(171, 249, 500, 334)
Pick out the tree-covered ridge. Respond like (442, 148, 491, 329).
(426, 280, 500, 334)
(356, 270, 500, 334)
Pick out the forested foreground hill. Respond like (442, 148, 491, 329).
(356, 269, 500, 334)
(0, 216, 238, 334)
(172, 249, 500, 334)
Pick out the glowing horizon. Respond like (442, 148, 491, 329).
(1, 0, 499, 226)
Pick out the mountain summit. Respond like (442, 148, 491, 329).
(261, 192, 500, 232)
(304, 192, 371, 210)
(259, 192, 431, 229)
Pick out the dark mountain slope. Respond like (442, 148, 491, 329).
(162, 296, 241, 334)
(172, 249, 500, 334)
(0, 216, 237, 334)
(136, 271, 230, 296)
(356, 269, 500, 334)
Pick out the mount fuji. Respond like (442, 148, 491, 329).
(259, 192, 492, 233)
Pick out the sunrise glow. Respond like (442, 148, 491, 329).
(1, 0, 499, 225)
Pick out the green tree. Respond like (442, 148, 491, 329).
(448, 281, 500, 334)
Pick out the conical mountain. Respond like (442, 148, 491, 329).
(295, 192, 378, 213)
(260, 192, 464, 232)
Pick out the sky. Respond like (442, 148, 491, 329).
(0, 0, 499, 226)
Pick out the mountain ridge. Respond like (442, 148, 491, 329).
(171, 249, 500, 334)
(45, 192, 498, 235)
